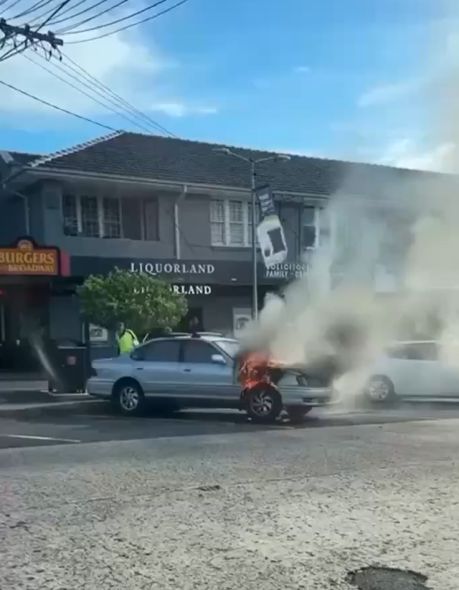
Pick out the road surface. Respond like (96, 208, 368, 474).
(0, 401, 458, 589)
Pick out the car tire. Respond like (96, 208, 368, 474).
(245, 386, 282, 424)
(286, 406, 312, 424)
(365, 375, 395, 405)
(113, 379, 146, 416)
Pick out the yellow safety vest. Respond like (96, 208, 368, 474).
(117, 329, 139, 354)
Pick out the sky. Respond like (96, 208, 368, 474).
(0, 0, 456, 170)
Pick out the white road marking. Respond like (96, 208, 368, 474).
(3, 434, 81, 443)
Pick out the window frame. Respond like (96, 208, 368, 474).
(301, 205, 321, 251)
(62, 194, 123, 239)
(210, 198, 260, 247)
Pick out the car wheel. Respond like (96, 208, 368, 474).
(365, 375, 395, 405)
(286, 406, 312, 424)
(114, 380, 145, 416)
(245, 386, 282, 424)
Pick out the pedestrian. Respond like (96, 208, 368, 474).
(116, 321, 139, 355)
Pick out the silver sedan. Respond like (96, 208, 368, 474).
(87, 334, 334, 423)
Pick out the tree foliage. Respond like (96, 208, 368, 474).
(78, 268, 188, 336)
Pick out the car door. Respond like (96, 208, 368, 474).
(429, 343, 459, 397)
(398, 342, 446, 397)
(382, 343, 431, 397)
(132, 339, 182, 396)
(179, 339, 238, 400)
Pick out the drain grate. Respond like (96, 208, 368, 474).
(347, 566, 429, 590)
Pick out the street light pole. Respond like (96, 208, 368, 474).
(250, 160, 258, 319)
(214, 147, 290, 321)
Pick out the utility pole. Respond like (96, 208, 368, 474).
(0, 19, 63, 60)
(214, 147, 290, 320)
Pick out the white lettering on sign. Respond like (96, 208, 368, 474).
(265, 262, 307, 279)
(130, 262, 215, 276)
(171, 285, 212, 296)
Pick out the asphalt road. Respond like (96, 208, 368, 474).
(1, 401, 459, 589)
(1, 399, 459, 449)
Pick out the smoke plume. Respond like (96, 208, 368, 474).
(241, 8, 459, 398)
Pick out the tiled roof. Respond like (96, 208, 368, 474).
(27, 132, 442, 196)
(9, 151, 41, 165)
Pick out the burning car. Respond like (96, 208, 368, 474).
(236, 349, 335, 423)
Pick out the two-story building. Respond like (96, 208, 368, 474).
(0, 131, 439, 374)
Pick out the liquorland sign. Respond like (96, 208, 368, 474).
(70, 256, 307, 285)
(0, 238, 60, 276)
(130, 261, 215, 276)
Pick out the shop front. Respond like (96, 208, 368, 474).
(70, 256, 308, 338)
(0, 237, 70, 374)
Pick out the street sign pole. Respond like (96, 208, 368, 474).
(250, 161, 258, 320)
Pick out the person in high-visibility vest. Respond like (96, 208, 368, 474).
(116, 322, 139, 355)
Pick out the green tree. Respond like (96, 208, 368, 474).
(78, 268, 188, 337)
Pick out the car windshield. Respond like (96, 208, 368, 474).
(213, 339, 240, 359)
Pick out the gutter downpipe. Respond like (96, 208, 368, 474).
(174, 184, 188, 259)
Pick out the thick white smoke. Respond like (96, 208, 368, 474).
(241, 8, 459, 399)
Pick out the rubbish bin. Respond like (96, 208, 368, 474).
(47, 340, 89, 393)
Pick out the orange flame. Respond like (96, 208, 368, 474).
(238, 351, 285, 390)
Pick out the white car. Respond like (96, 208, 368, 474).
(364, 340, 459, 403)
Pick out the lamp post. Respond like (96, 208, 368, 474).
(214, 147, 290, 320)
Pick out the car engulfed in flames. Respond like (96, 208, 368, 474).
(235, 349, 338, 423)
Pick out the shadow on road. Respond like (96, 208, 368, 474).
(4, 398, 459, 430)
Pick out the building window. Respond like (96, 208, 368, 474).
(302, 206, 320, 250)
(103, 197, 121, 238)
(80, 196, 99, 237)
(210, 200, 225, 245)
(142, 198, 159, 241)
(210, 199, 259, 247)
(62, 194, 121, 238)
(62, 194, 78, 236)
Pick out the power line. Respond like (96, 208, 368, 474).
(0, 78, 120, 131)
(44, 0, 112, 26)
(0, 0, 69, 61)
(59, 0, 168, 34)
(26, 0, 78, 23)
(64, 0, 189, 43)
(11, 0, 56, 20)
(21, 50, 159, 133)
(0, 0, 27, 15)
(12, 41, 177, 136)
(58, 50, 178, 137)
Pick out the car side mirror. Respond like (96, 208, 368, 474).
(211, 353, 226, 365)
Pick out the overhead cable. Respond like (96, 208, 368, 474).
(64, 0, 188, 43)
(0, 78, 120, 131)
